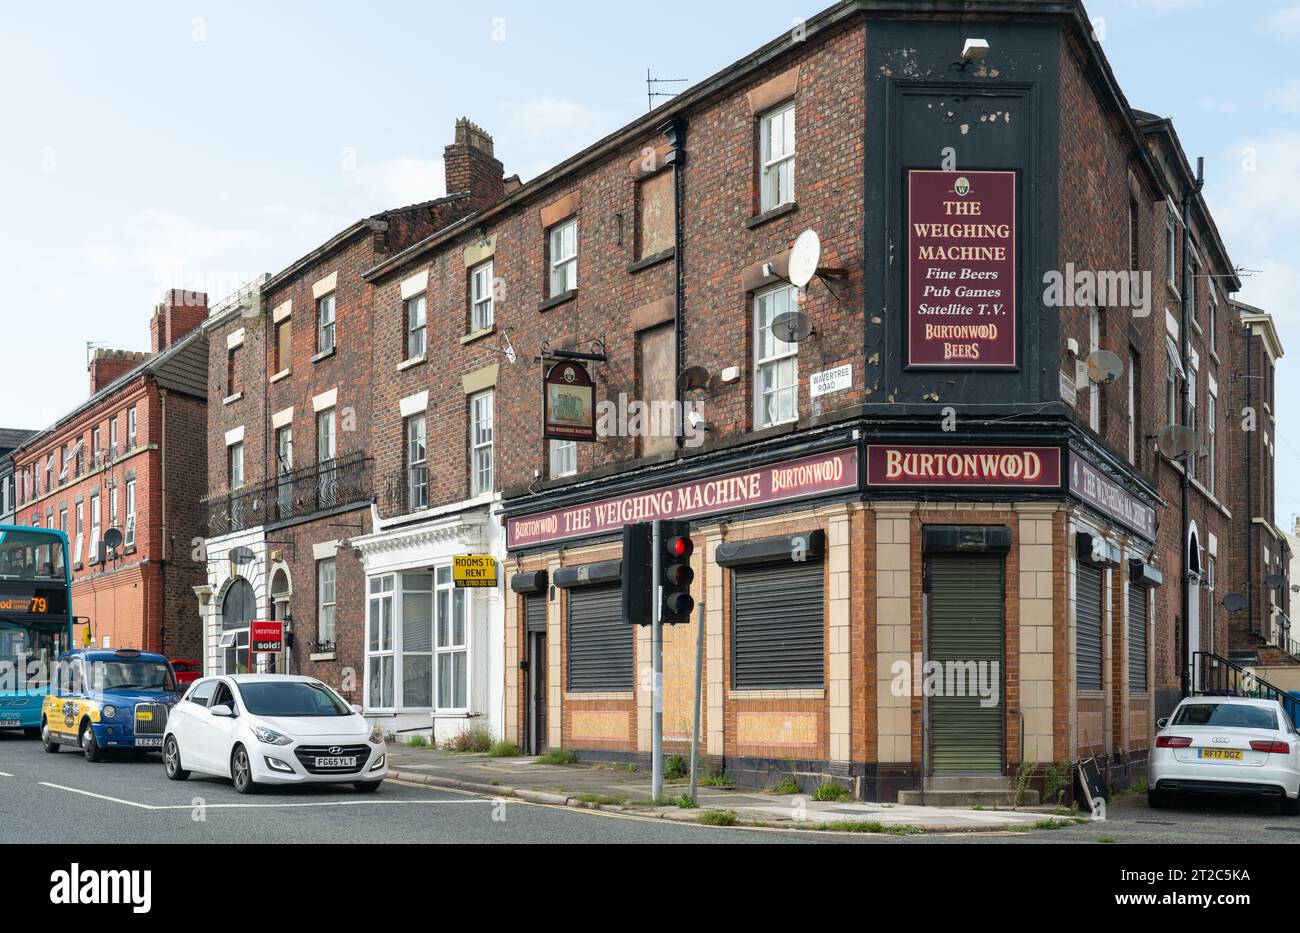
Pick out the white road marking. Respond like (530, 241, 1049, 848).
(38, 781, 491, 811)
(0, 772, 13, 777)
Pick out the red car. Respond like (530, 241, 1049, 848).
(169, 659, 202, 687)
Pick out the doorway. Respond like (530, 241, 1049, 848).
(524, 593, 548, 755)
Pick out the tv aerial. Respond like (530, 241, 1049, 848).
(102, 528, 123, 550)
(1156, 424, 1198, 461)
(1266, 574, 1288, 590)
(1085, 350, 1123, 386)
(771, 310, 814, 343)
(1221, 592, 1248, 613)
(677, 366, 710, 394)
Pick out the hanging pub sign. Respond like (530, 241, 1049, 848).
(907, 169, 1017, 368)
(867, 445, 1061, 489)
(543, 360, 596, 442)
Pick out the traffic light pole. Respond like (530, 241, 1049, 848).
(651, 519, 664, 801)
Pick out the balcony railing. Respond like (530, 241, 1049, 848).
(200, 450, 372, 537)
(381, 466, 429, 519)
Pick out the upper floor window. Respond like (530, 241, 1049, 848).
(124, 479, 136, 548)
(89, 494, 101, 563)
(275, 318, 292, 374)
(1166, 217, 1177, 288)
(406, 414, 428, 510)
(317, 293, 336, 354)
(92, 427, 102, 460)
(470, 390, 494, 496)
(318, 558, 337, 645)
(1128, 196, 1139, 272)
(109, 416, 118, 454)
(753, 284, 799, 428)
(759, 102, 796, 212)
(1088, 307, 1101, 432)
(1206, 391, 1217, 498)
(1187, 370, 1198, 482)
(550, 439, 576, 479)
(1208, 287, 1218, 355)
(548, 219, 578, 296)
(405, 295, 427, 360)
(127, 406, 137, 449)
(470, 260, 494, 332)
(227, 345, 241, 396)
(228, 441, 244, 490)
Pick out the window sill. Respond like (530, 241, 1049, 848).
(311, 348, 336, 364)
(460, 326, 496, 346)
(728, 688, 824, 701)
(397, 355, 426, 372)
(628, 248, 674, 274)
(309, 651, 337, 662)
(746, 201, 798, 229)
(222, 392, 243, 406)
(563, 692, 634, 702)
(539, 288, 577, 313)
(269, 369, 291, 384)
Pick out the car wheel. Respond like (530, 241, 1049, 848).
(353, 781, 382, 793)
(80, 722, 103, 763)
(231, 745, 257, 795)
(164, 736, 190, 781)
(40, 719, 59, 754)
(1147, 788, 1171, 809)
(1281, 793, 1300, 816)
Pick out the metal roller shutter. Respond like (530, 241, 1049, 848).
(1076, 562, 1104, 691)
(566, 585, 632, 692)
(928, 556, 1004, 773)
(1127, 583, 1147, 693)
(732, 561, 824, 689)
(525, 594, 547, 633)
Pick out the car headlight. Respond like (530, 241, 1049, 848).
(250, 725, 293, 746)
(369, 723, 384, 745)
(102, 705, 117, 719)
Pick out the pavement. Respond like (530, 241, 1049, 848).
(386, 745, 1067, 832)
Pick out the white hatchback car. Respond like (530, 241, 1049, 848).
(163, 674, 387, 794)
(1149, 696, 1300, 813)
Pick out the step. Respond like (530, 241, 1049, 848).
(898, 788, 1039, 808)
(924, 775, 1012, 791)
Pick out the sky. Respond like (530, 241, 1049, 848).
(0, 0, 1296, 522)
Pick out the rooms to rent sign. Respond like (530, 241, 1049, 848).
(907, 169, 1017, 368)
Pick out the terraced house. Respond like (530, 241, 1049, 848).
(186, 0, 1285, 802)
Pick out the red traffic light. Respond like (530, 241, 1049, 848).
(667, 536, 693, 559)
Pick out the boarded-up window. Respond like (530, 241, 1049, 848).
(637, 170, 674, 260)
(731, 561, 824, 689)
(567, 585, 632, 692)
(275, 319, 291, 373)
(1077, 562, 1104, 691)
(638, 323, 675, 458)
(1128, 584, 1148, 693)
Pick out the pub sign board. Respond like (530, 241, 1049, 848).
(507, 447, 859, 550)
(867, 445, 1061, 489)
(1067, 453, 1157, 541)
(543, 361, 596, 442)
(907, 169, 1017, 369)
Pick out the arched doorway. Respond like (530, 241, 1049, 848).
(221, 577, 258, 674)
(270, 569, 292, 622)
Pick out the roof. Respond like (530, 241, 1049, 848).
(0, 429, 37, 451)
(12, 325, 209, 459)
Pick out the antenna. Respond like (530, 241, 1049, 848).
(646, 69, 688, 112)
(85, 340, 110, 369)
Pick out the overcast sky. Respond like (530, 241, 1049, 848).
(1, 0, 1295, 523)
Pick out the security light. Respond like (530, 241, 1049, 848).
(961, 38, 990, 62)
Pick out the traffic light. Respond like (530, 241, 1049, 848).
(621, 522, 653, 627)
(658, 520, 694, 625)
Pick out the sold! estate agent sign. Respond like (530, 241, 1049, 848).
(907, 169, 1017, 368)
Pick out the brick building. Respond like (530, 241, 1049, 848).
(197, 121, 504, 739)
(10, 290, 209, 658)
(1, 429, 37, 525)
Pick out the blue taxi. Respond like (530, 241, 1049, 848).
(40, 648, 181, 761)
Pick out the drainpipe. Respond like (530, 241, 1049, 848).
(1245, 320, 1254, 638)
(661, 115, 688, 450)
(1178, 158, 1204, 697)
(160, 386, 168, 656)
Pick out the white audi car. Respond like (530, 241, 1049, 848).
(163, 674, 387, 794)
(1148, 696, 1300, 813)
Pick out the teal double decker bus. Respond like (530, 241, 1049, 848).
(0, 526, 74, 736)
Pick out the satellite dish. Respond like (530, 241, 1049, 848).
(1222, 592, 1248, 613)
(230, 546, 257, 567)
(788, 229, 822, 289)
(102, 528, 123, 550)
(771, 311, 814, 343)
(1266, 574, 1288, 590)
(1086, 350, 1123, 386)
(677, 366, 710, 393)
(1156, 424, 1198, 460)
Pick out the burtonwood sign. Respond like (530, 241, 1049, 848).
(507, 448, 859, 549)
(907, 169, 1017, 368)
(543, 360, 596, 442)
(867, 445, 1061, 489)
(1068, 453, 1157, 541)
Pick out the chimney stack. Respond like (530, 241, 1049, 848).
(444, 118, 505, 212)
(89, 349, 149, 396)
(150, 289, 208, 354)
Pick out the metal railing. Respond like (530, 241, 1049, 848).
(200, 450, 372, 536)
(380, 465, 429, 518)
(1194, 651, 1300, 722)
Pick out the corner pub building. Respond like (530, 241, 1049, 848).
(468, 0, 1285, 804)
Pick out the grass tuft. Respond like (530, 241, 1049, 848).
(698, 809, 738, 826)
(812, 782, 852, 802)
(536, 747, 578, 765)
(487, 740, 521, 758)
(442, 726, 493, 753)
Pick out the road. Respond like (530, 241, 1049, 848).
(2, 732, 1296, 843)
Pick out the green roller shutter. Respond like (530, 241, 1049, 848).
(927, 555, 1004, 774)
(1076, 563, 1104, 691)
(1128, 583, 1147, 693)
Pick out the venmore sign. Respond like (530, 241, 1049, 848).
(507, 448, 859, 549)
